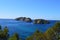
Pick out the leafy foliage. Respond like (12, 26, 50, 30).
(45, 22, 60, 40)
(26, 30, 46, 40)
(0, 26, 21, 40)
(0, 26, 9, 40)
(8, 33, 20, 40)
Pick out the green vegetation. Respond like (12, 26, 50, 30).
(0, 26, 21, 40)
(26, 30, 46, 40)
(26, 22, 60, 40)
(8, 33, 20, 40)
(0, 26, 9, 40)
(45, 22, 60, 40)
(0, 22, 60, 40)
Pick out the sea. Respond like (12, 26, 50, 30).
(0, 19, 58, 40)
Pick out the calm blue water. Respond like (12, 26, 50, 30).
(0, 19, 57, 40)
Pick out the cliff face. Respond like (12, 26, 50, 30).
(24, 18, 32, 22)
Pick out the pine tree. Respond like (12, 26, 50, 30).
(3, 26, 9, 40)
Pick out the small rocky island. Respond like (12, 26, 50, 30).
(15, 17, 50, 24)
(33, 19, 49, 24)
(15, 17, 32, 22)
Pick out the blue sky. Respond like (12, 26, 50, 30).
(0, 0, 60, 20)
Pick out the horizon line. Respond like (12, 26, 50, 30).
(0, 17, 60, 20)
